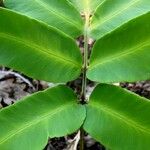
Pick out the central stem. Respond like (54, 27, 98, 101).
(81, 13, 89, 103)
(80, 13, 90, 150)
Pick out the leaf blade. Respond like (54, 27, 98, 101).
(67, 0, 103, 14)
(0, 85, 86, 150)
(4, 0, 83, 38)
(84, 84, 150, 150)
(87, 12, 150, 83)
(90, 0, 150, 39)
(0, 8, 82, 83)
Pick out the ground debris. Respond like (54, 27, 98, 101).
(0, 67, 49, 107)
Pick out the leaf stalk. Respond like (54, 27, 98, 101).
(81, 13, 90, 103)
(80, 13, 90, 150)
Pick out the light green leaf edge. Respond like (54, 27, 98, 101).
(84, 83, 150, 150)
(0, 85, 86, 150)
(87, 12, 150, 83)
(90, 0, 150, 39)
(4, 0, 84, 38)
(0, 8, 82, 83)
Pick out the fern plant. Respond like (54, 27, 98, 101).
(0, 0, 150, 149)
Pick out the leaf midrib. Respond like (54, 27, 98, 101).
(91, 0, 106, 16)
(34, 0, 81, 30)
(90, 101, 150, 135)
(89, 39, 150, 69)
(0, 32, 80, 67)
(83, 0, 90, 13)
(91, 0, 140, 29)
(0, 102, 74, 145)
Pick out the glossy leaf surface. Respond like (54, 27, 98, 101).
(68, 0, 103, 14)
(0, 8, 82, 83)
(0, 85, 86, 150)
(90, 0, 150, 39)
(84, 84, 150, 150)
(4, 0, 83, 38)
(87, 13, 150, 83)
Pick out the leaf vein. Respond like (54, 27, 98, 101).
(91, 0, 140, 29)
(90, 39, 150, 69)
(34, 0, 81, 30)
(91, 102, 150, 135)
(0, 102, 74, 144)
(0, 33, 80, 67)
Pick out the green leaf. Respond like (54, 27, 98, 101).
(0, 8, 82, 83)
(84, 84, 150, 150)
(3, 0, 83, 38)
(90, 0, 150, 39)
(68, 0, 103, 14)
(0, 85, 86, 150)
(87, 13, 150, 83)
